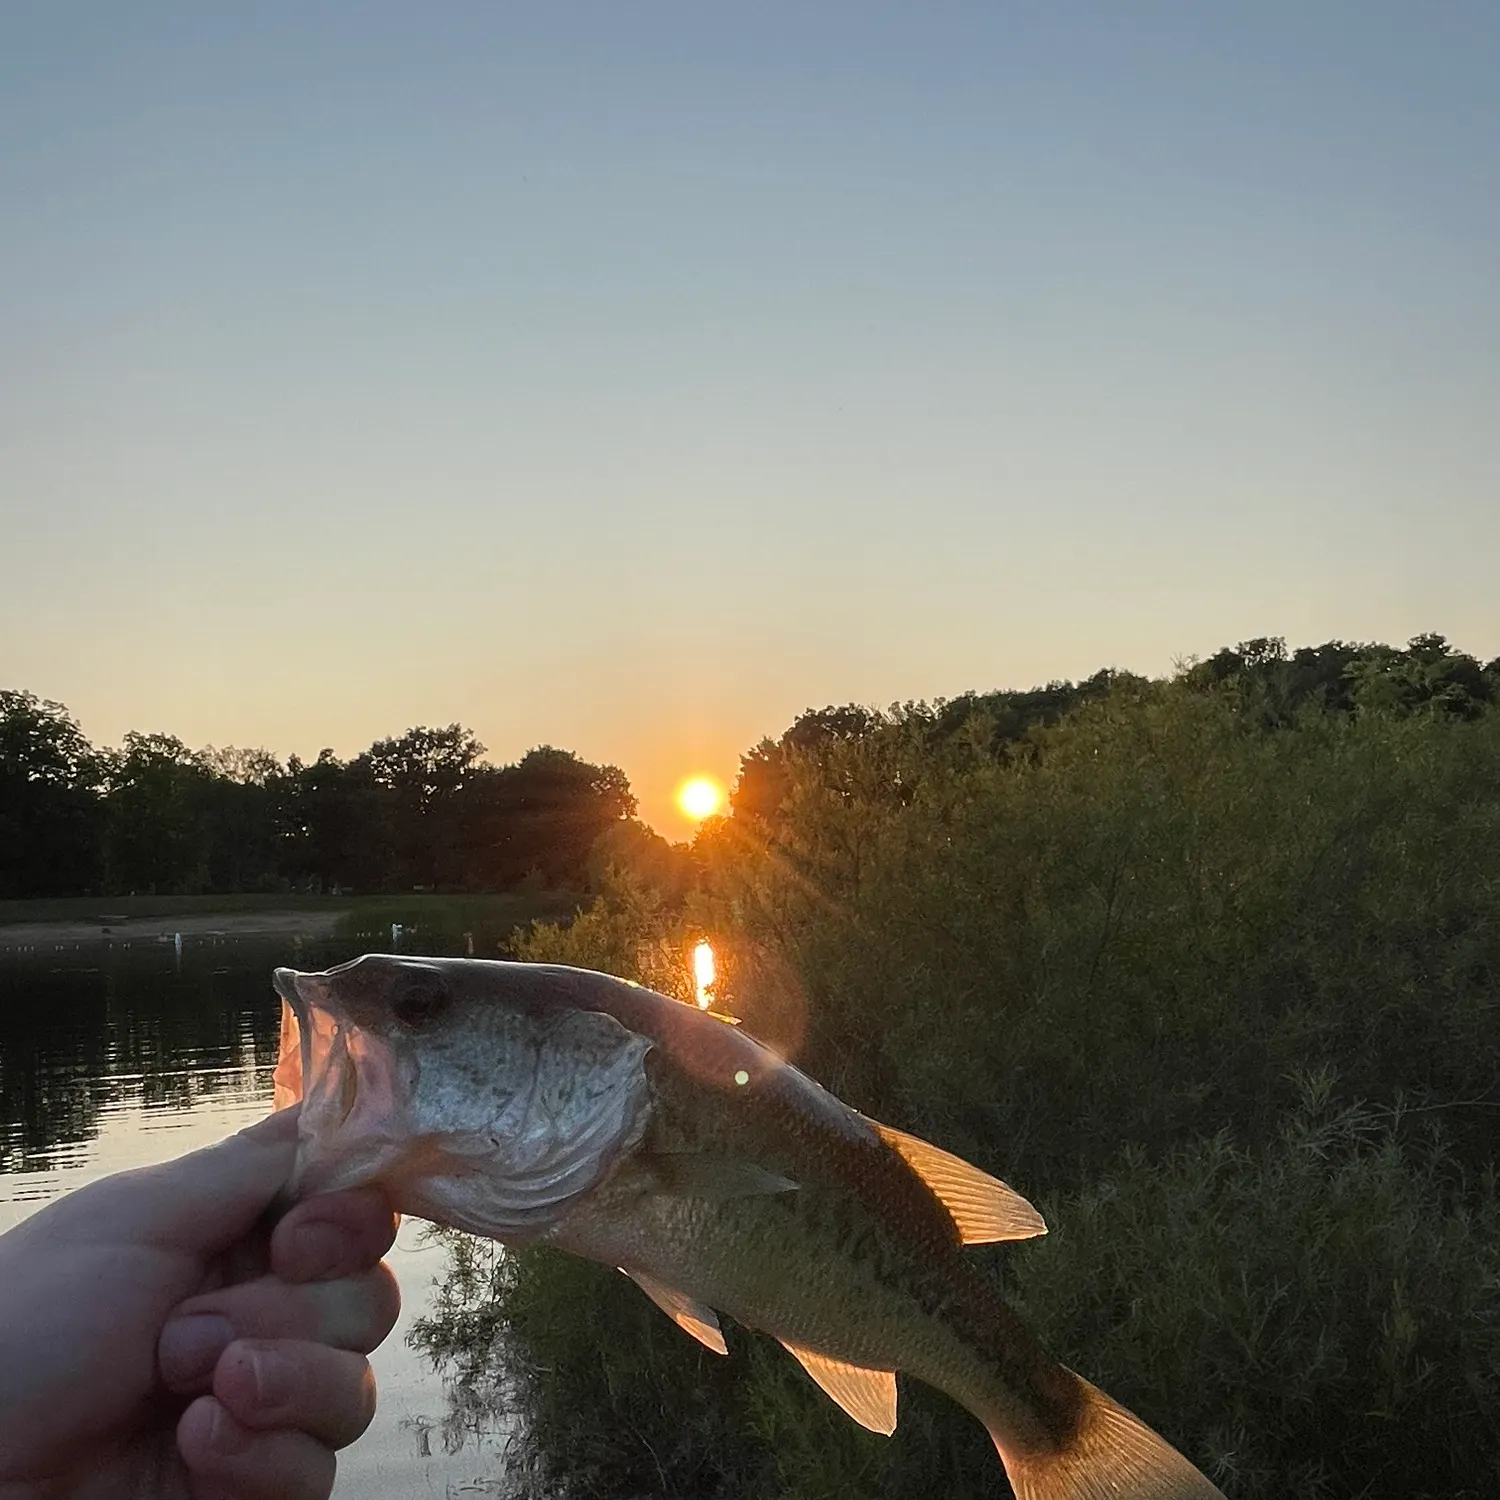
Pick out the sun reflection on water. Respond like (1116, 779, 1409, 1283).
(692, 941, 716, 1009)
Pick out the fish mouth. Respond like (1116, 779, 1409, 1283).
(272, 965, 302, 1008)
(271, 965, 404, 1198)
(272, 967, 331, 1114)
(272, 968, 309, 1110)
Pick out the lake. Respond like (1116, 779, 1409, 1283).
(0, 930, 510, 1499)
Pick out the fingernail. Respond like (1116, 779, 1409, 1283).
(246, 1346, 293, 1408)
(159, 1314, 234, 1388)
(209, 1401, 252, 1456)
(284, 1220, 348, 1280)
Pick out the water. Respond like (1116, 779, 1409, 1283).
(0, 933, 510, 1498)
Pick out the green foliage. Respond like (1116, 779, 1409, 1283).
(413, 1235, 769, 1498)
(714, 686, 1500, 1186)
(588, 818, 696, 905)
(1010, 1079, 1500, 1500)
(514, 868, 700, 1001)
(416, 663, 1500, 1500)
(1181, 632, 1497, 725)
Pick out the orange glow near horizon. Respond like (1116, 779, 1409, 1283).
(692, 940, 716, 1009)
(676, 775, 726, 822)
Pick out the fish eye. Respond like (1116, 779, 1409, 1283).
(391, 968, 452, 1028)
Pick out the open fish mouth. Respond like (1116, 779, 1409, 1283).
(271, 965, 311, 1109)
(272, 965, 408, 1196)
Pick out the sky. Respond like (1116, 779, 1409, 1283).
(2, 3, 1497, 835)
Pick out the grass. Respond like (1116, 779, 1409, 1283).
(0, 890, 587, 956)
(331, 891, 587, 957)
(0, 892, 358, 924)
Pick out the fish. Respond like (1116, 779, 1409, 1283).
(271, 954, 1225, 1500)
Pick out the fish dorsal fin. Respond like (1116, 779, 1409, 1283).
(874, 1122, 1046, 1243)
(620, 1268, 728, 1355)
(780, 1340, 897, 1435)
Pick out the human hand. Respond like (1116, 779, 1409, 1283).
(0, 1108, 399, 1500)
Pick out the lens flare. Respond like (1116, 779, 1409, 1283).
(677, 776, 725, 821)
(692, 940, 716, 1009)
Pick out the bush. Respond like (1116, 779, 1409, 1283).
(1010, 1077, 1500, 1500)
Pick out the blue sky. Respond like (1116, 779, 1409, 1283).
(2, 3, 1496, 831)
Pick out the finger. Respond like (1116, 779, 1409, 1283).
(42, 1109, 300, 1259)
(178, 1396, 336, 1500)
(160, 1265, 399, 1391)
(214, 1338, 376, 1449)
(271, 1186, 398, 1283)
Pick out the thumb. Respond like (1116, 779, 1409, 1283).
(52, 1108, 300, 1259)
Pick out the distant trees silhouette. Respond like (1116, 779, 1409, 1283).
(0, 705, 638, 899)
(4, 633, 1497, 901)
(0, 691, 105, 898)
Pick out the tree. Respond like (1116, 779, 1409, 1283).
(201, 745, 281, 786)
(482, 748, 636, 889)
(1344, 633, 1491, 720)
(197, 746, 284, 892)
(588, 817, 695, 902)
(732, 705, 881, 824)
(279, 750, 391, 893)
(0, 690, 104, 897)
(102, 734, 213, 894)
(366, 725, 486, 802)
(367, 725, 486, 889)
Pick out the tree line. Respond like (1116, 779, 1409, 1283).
(0, 708, 637, 899)
(5, 631, 1496, 905)
(730, 631, 1500, 827)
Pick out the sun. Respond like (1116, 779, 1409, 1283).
(676, 775, 726, 822)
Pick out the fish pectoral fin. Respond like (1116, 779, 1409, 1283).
(620, 1268, 728, 1356)
(873, 1121, 1046, 1244)
(780, 1340, 897, 1436)
(648, 1152, 800, 1200)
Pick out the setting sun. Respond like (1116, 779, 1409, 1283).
(676, 775, 726, 821)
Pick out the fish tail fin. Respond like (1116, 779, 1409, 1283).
(987, 1371, 1225, 1500)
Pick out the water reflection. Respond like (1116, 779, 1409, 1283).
(0, 935, 511, 1497)
(0, 940, 290, 1173)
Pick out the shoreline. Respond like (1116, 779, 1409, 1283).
(0, 909, 347, 946)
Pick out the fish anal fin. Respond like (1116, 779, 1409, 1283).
(780, 1339, 897, 1435)
(874, 1121, 1046, 1243)
(990, 1371, 1225, 1500)
(620, 1268, 728, 1356)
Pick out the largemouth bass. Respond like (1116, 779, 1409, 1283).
(272, 954, 1224, 1500)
